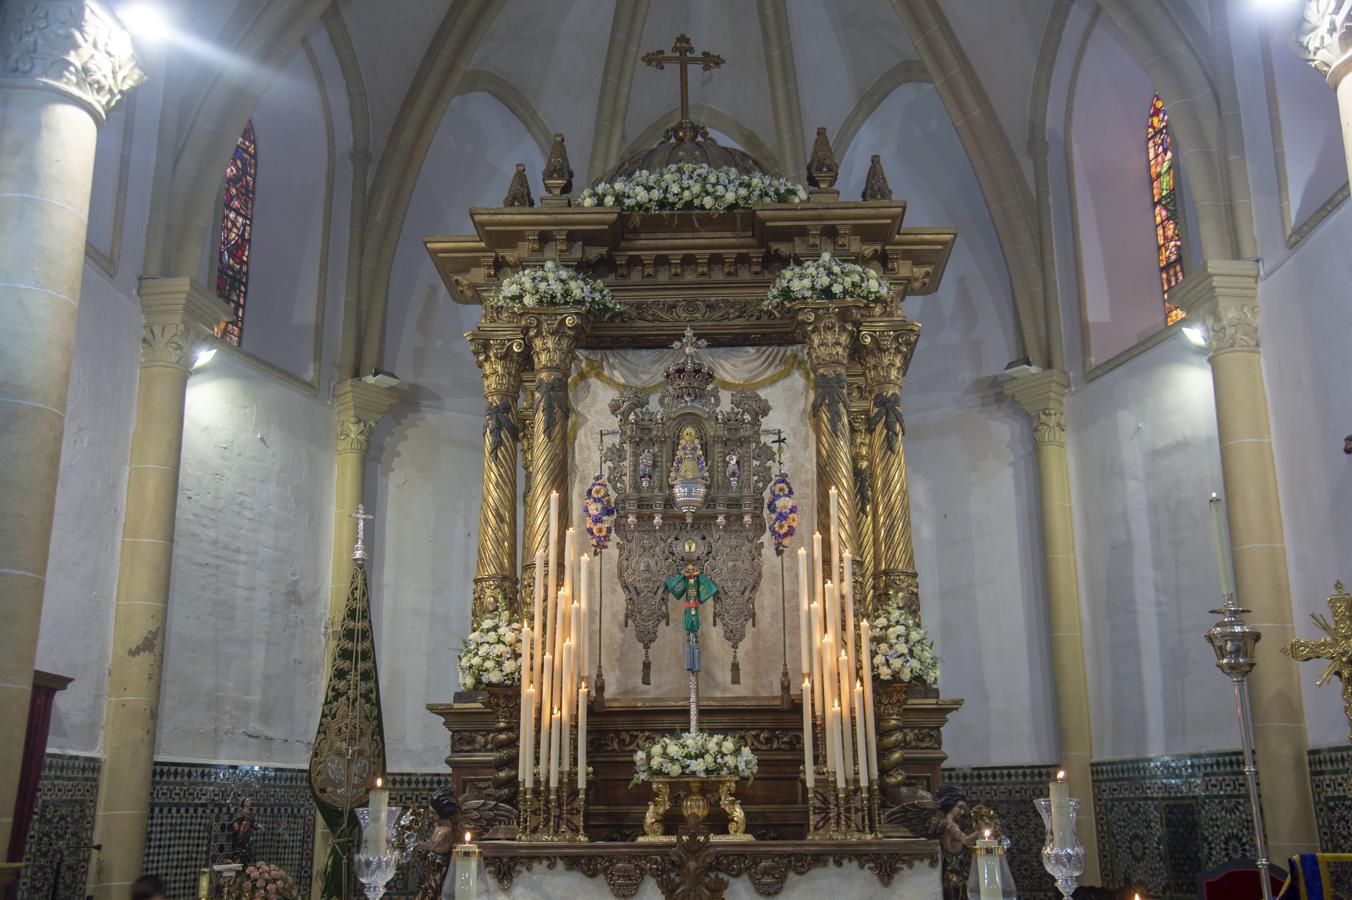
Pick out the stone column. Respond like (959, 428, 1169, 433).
(522, 309, 583, 610)
(857, 319, 922, 612)
(0, 0, 143, 855)
(795, 302, 860, 595)
(1004, 371, 1101, 884)
(91, 278, 229, 900)
(1297, 3, 1352, 185)
(1173, 260, 1319, 863)
(469, 326, 527, 620)
(329, 380, 397, 633)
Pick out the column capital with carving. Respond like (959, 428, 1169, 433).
(793, 300, 863, 373)
(335, 378, 398, 454)
(857, 317, 921, 390)
(1298, 0, 1352, 86)
(1004, 369, 1069, 447)
(467, 325, 527, 401)
(0, 0, 146, 122)
(521, 307, 585, 374)
(1167, 259, 1261, 355)
(136, 277, 230, 371)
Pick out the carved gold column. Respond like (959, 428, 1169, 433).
(1004, 370, 1100, 884)
(1298, 3, 1352, 186)
(523, 309, 583, 608)
(857, 319, 922, 611)
(1174, 260, 1319, 863)
(848, 378, 876, 611)
(469, 326, 526, 620)
(92, 279, 230, 900)
(796, 301, 860, 596)
(0, 0, 143, 854)
(518, 373, 538, 611)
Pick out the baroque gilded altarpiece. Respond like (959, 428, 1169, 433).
(421, 126, 964, 892)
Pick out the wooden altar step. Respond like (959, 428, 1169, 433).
(478, 836, 940, 898)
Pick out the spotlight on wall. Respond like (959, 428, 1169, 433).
(193, 347, 217, 369)
(116, 3, 171, 40)
(1181, 325, 1208, 348)
(1250, 0, 1299, 9)
(1002, 357, 1042, 379)
(362, 368, 401, 388)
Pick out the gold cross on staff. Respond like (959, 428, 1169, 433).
(642, 34, 724, 126)
(1284, 580, 1352, 743)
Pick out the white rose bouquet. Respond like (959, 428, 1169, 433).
(763, 251, 890, 308)
(580, 163, 806, 213)
(456, 608, 523, 690)
(631, 731, 759, 785)
(487, 260, 621, 314)
(867, 600, 940, 686)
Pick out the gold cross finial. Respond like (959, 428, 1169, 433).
(642, 34, 724, 128)
(1285, 580, 1352, 742)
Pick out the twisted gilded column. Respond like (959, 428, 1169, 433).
(1004, 370, 1100, 883)
(1174, 260, 1318, 864)
(795, 301, 860, 595)
(92, 279, 230, 900)
(858, 319, 922, 611)
(469, 326, 526, 620)
(1297, 2, 1352, 185)
(523, 309, 583, 615)
(848, 381, 876, 612)
(0, 0, 143, 854)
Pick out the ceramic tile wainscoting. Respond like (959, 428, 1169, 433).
(16, 751, 1352, 900)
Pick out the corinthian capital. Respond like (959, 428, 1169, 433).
(1202, 303, 1260, 354)
(858, 318, 921, 390)
(794, 300, 862, 373)
(0, 0, 146, 121)
(1298, 0, 1352, 84)
(467, 326, 527, 400)
(137, 277, 229, 370)
(1004, 370, 1069, 448)
(522, 307, 584, 374)
(334, 378, 398, 455)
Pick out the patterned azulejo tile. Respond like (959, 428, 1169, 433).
(1310, 746, 1352, 854)
(18, 753, 101, 900)
(943, 765, 1059, 900)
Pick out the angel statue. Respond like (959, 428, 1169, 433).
(665, 539, 720, 675)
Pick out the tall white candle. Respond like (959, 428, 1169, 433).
(824, 580, 839, 671)
(797, 547, 811, 677)
(812, 531, 824, 612)
(829, 486, 841, 587)
(853, 679, 869, 788)
(549, 708, 561, 789)
(802, 677, 815, 789)
(1209, 492, 1236, 597)
(577, 684, 588, 789)
(538, 651, 554, 776)
(569, 601, 581, 701)
(1050, 770, 1073, 848)
(532, 550, 544, 692)
(518, 624, 532, 785)
(837, 646, 854, 781)
(522, 685, 536, 789)
(809, 600, 824, 720)
(561, 638, 574, 774)
(552, 587, 567, 705)
(368, 777, 388, 855)
(842, 552, 856, 682)
(546, 491, 559, 635)
(859, 620, 878, 782)
(829, 700, 846, 788)
(820, 632, 836, 773)
(579, 553, 591, 682)
(562, 528, 576, 632)
(976, 832, 1002, 900)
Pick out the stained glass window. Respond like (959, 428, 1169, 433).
(215, 120, 256, 346)
(1146, 93, 1185, 325)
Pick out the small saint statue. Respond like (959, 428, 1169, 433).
(639, 446, 656, 489)
(725, 451, 740, 489)
(225, 797, 262, 864)
(665, 542, 719, 674)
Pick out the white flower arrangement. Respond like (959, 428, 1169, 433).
(580, 163, 806, 213)
(631, 731, 759, 785)
(868, 600, 940, 686)
(763, 251, 890, 309)
(456, 608, 523, 690)
(487, 260, 620, 314)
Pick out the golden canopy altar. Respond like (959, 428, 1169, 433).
(422, 42, 963, 898)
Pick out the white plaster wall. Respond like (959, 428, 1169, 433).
(1070, 16, 1175, 368)
(156, 354, 335, 766)
(839, 84, 1057, 765)
(1265, 27, 1345, 229)
(37, 58, 168, 755)
(374, 92, 544, 771)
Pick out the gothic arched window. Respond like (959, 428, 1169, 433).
(1146, 93, 1185, 325)
(215, 120, 257, 346)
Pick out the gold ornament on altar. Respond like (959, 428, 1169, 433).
(1284, 580, 1352, 744)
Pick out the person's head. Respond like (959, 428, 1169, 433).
(429, 786, 460, 819)
(132, 875, 168, 900)
(934, 783, 969, 819)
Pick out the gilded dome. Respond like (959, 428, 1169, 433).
(598, 120, 771, 184)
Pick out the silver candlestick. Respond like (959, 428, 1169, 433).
(1205, 594, 1274, 900)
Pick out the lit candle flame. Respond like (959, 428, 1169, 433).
(983, 828, 992, 839)
(464, 831, 472, 844)
(1134, 894, 1142, 900)
(375, 776, 383, 789)
(1210, 491, 1219, 501)
(1056, 770, 1066, 782)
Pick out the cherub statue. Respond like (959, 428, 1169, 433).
(413, 788, 460, 900)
